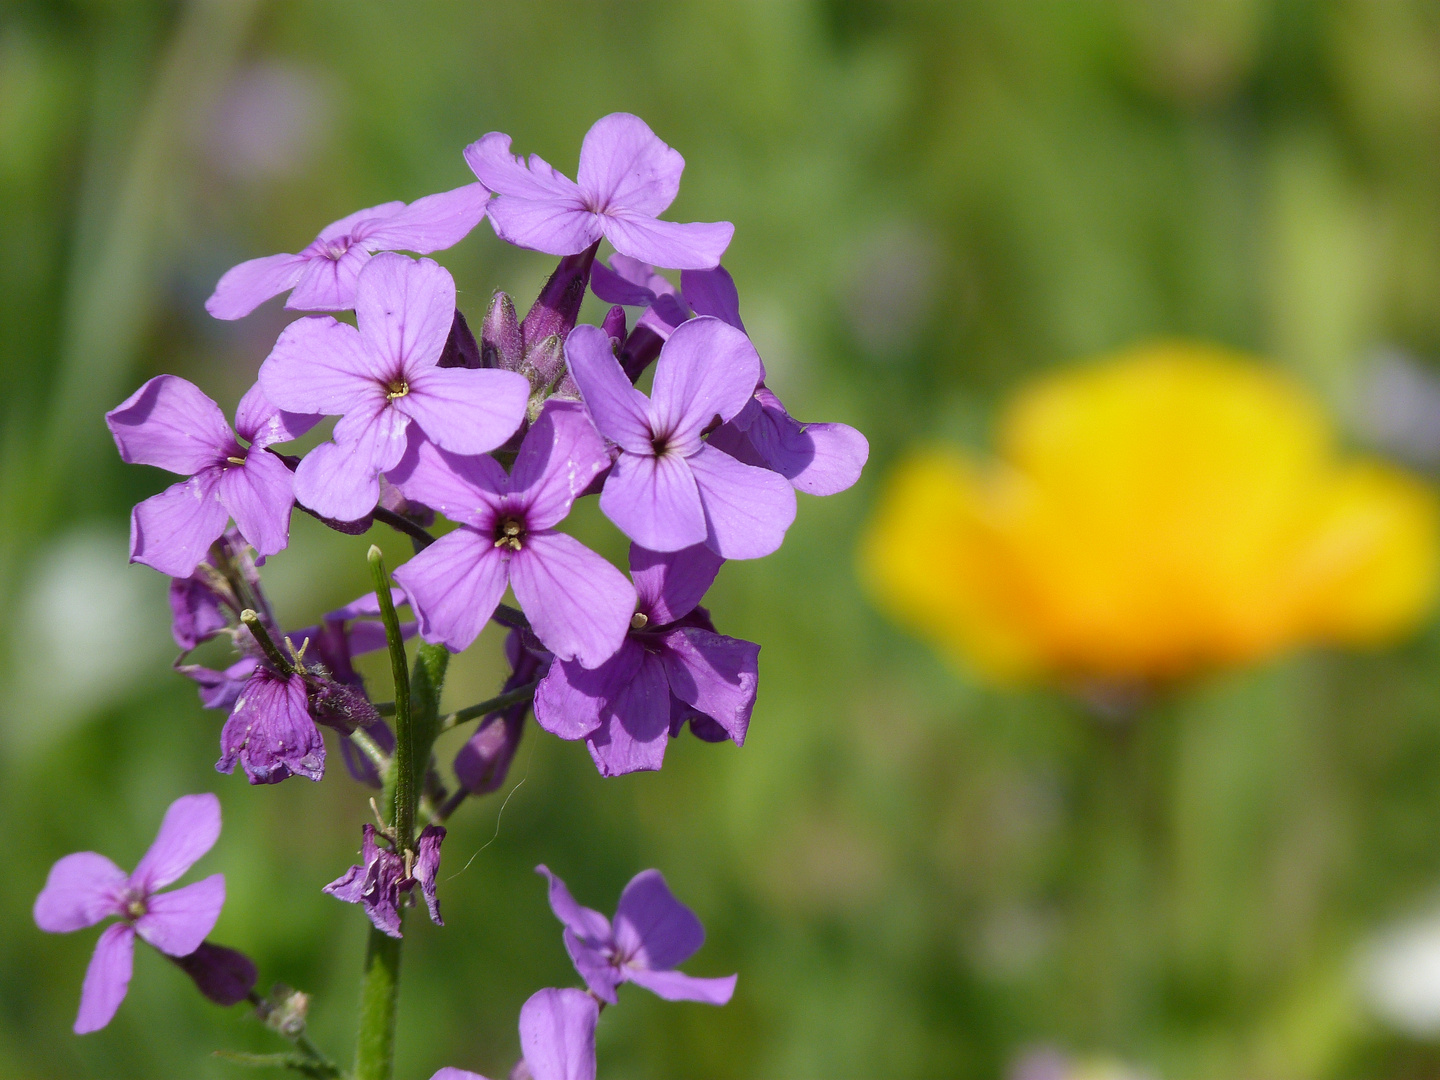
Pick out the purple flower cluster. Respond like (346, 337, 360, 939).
(106, 111, 867, 789)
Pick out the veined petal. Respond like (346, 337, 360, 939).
(599, 452, 706, 553)
(584, 651, 671, 776)
(463, 132, 583, 202)
(534, 640, 645, 741)
(218, 670, 325, 784)
(234, 382, 319, 449)
(689, 444, 796, 560)
(398, 366, 528, 455)
(34, 852, 126, 932)
(486, 198, 601, 257)
(564, 324, 653, 454)
(357, 183, 490, 253)
(220, 451, 295, 558)
(518, 988, 598, 1080)
(650, 317, 759, 446)
(259, 316, 386, 415)
(298, 406, 411, 521)
(134, 874, 224, 957)
(508, 531, 635, 668)
(658, 626, 758, 744)
(286, 245, 371, 311)
(590, 259, 660, 307)
(312, 200, 407, 245)
(630, 543, 724, 625)
(576, 113, 683, 218)
(205, 253, 307, 320)
(384, 436, 505, 530)
(625, 967, 736, 1005)
(130, 473, 231, 578)
(107, 375, 234, 474)
(74, 923, 134, 1034)
(742, 392, 869, 496)
(393, 529, 508, 652)
(131, 793, 221, 892)
(603, 213, 733, 271)
(511, 400, 611, 531)
(354, 253, 456, 376)
(613, 868, 704, 970)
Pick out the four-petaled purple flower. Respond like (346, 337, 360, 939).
(465, 113, 732, 270)
(392, 400, 635, 666)
(324, 823, 446, 938)
(536, 543, 757, 776)
(565, 318, 796, 559)
(431, 987, 598, 1080)
(206, 183, 491, 319)
(34, 794, 227, 1033)
(259, 252, 530, 522)
(106, 377, 318, 577)
(536, 865, 736, 1006)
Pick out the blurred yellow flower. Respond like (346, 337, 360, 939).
(860, 342, 1440, 685)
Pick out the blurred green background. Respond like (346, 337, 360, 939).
(9, 2, 1440, 1078)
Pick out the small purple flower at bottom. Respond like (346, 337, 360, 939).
(536, 865, 736, 1007)
(565, 318, 796, 559)
(323, 823, 445, 938)
(106, 376, 317, 577)
(535, 544, 757, 776)
(431, 987, 598, 1080)
(33, 794, 227, 1033)
(391, 400, 635, 666)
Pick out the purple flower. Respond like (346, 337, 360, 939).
(536, 865, 736, 1006)
(431, 987, 598, 1080)
(205, 183, 491, 319)
(465, 113, 732, 270)
(535, 544, 757, 776)
(590, 254, 691, 338)
(454, 629, 550, 795)
(106, 377, 318, 577)
(34, 793, 226, 1033)
(258, 252, 530, 522)
(218, 667, 327, 784)
(391, 400, 635, 666)
(169, 941, 258, 1006)
(565, 318, 796, 558)
(324, 823, 445, 938)
(709, 386, 870, 497)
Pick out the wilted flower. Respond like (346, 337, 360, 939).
(861, 342, 1440, 685)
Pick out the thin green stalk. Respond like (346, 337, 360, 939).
(438, 679, 540, 733)
(241, 609, 294, 672)
(368, 546, 412, 848)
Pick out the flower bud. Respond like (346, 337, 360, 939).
(436, 308, 482, 369)
(171, 941, 258, 1006)
(602, 304, 627, 347)
(520, 243, 598, 350)
(480, 291, 523, 371)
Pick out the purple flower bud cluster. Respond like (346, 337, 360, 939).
(39, 113, 864, 1066)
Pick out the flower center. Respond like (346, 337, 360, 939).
(323, 237, 351, 260)
(226, 455, 246, 466)
(386, 378, 409, 400)
(630, 611, 649, 630)
(493, 517, 525, 551)
(651, 434, 670, 456)
(123, 893, 147, 921)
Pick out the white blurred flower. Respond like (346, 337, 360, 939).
(1355, 348, 1440, 468)
(1360, 909, 1440, 1036)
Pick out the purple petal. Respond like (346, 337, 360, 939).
(590, 260, 659, 307)
(453, 712, 523, 794)
(293, 406, 412, 523)
(134, 873, 225, 957)
(563, 324, 653, 452)
(584, 651, 672, 777)
(107, 375, 234, 474)
(517, 988, 598, 1080)
(171, 941, 258, 1006)
(510, 400, 611, 530)
(325, 587, 408, 622)
(354, 253, 456, 376)
(323, 825, 379, 904)
(688, 444, 796, 560)
(564, 928, 624, 1005)
(625, 967, 736, 1005)
(169, 572, 231, 650)
(486, 198, 601, 257)
(602, 213, 733, 271)
(393, 529, 508, 652)
(219, 451, 294, 559)
(534, 865, 613, 945)
(183, 656, 259, 711)
(131, 793, 221, 892)
(658, 627, 758, 745)
(357, 183, 491, 253)
(413, 824, 446, 926)
(205, 253, 307, 320)
(312, 201, 408, 246)
(34, 852, 126, 932)
(629, 543, 724, 625)
(599, 452, 706, 553)
(233, 382, 320, 449)
(649, 318, 759, 445)
(385, 436, 505, 530)
(508, 531, 635, 668)
(740, 390, 868, 496)
(217, 669, 325, 784)
(576, 113, 682, 217)
(680, 266, 744, 331)
(464, 132, 583, 203)
(533, 641, 643, 741)
(258, 315, 384, 416)
(613, 868, 704, 970)
(74, 923, 134, 1034)
(430, 1070, 491, 1080)
(398, 366, 528, 455)
(286, 245, 371, 311)
(130, 473, 231, 577)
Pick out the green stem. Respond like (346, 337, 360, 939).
(353, 929, 402, 1080)
(437, 679, 540, 733)
(241, 609, 294, 673)
(348, 728, 390, 776)
(368, 547, 412, 848)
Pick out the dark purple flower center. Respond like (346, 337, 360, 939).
(120, 889, 147, 921)
(493, 516, 525, 551)
(323, 237, 352, 261)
